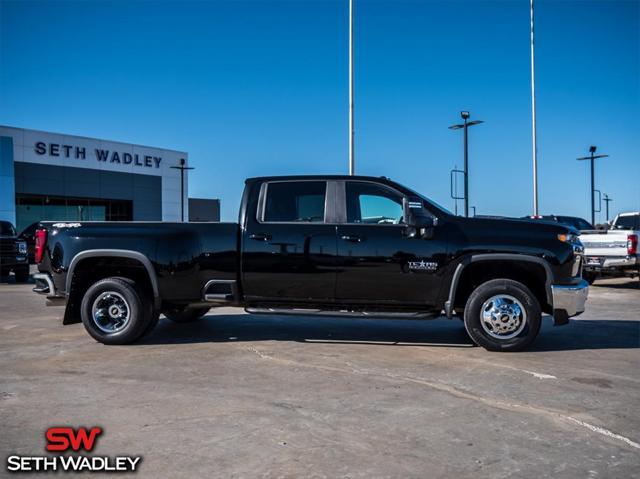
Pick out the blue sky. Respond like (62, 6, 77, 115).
(1, 0, 638, 222)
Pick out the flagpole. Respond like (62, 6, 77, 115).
(348, 0, 355, 175)
(530, 0, 539, 216)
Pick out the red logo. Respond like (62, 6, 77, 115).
(45, 427, 103, 452)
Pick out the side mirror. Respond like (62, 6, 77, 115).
(403, 197, 437, 239)
(412, 216, 434, 229)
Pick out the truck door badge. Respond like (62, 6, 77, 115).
(408, 260, 438, 271)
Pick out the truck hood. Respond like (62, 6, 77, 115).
(453, 216, 573, 235)
(443, 215, 574, 259)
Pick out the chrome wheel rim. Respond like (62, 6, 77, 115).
(480, 294, 527, 340)
(91, 291, 130, 333)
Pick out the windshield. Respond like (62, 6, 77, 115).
(422, 196, 454, 216)
(556, 216, 594, 230)
(398, 185, 454, 216)
(613, 215, 639, 230)
(0, 221, 17, 236)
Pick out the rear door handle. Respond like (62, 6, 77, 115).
(249, 233, 272, 242)
(341, 235, 363, 243)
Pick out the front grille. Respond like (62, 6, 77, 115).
(571, 254, 583, 278)
(0, 243, 17, 255)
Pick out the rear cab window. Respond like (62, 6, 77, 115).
(556, 217, 594, 230)
(614, 215, 640, 230)
(261, 181, 327, 223)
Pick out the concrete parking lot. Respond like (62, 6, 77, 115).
(1, 275, 639, 478)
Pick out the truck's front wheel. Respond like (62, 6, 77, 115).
(463, 279, 541, 352)
(80, 277, 153, 345)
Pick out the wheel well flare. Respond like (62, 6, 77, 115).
(453, 260, 550, 314)
(63, 256, 154, 324)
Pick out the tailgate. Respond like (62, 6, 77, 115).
(581, 232, 628, 263)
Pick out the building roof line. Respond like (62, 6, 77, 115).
(0, 125, 188, 156)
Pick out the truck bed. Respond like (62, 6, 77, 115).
(38, 221, 240, 303)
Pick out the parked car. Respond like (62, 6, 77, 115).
(0, 220, 30, 282)
(580, 212, 639, 284)
(32, 175, 588, 352)
(523, 215, 594, 231)
(19, 222, 39, 264)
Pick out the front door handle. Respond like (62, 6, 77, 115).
(249, 233, 272, 242)
(341, 235, 363, 243)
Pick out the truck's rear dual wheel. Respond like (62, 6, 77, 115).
(80, 277, 155, 345)
(163, 307, 210, 323)
(463, 279, 541, 352)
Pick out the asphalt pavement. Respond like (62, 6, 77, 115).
(1, 275, 638, 478)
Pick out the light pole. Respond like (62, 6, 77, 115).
(603, 193, 613, 222)
(449, 111, 483, 217)
(450, 164, 463, 215)
(170, 158, 194, 222)
(348, 0, 355, 175)
(530, 0, 539, 217)
(450, 164, 464, 216)
(577, 146, 609, 226)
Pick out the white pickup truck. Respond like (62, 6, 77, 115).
(580, 212, 639, 284)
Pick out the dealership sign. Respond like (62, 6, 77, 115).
(35, 141, 163, 169)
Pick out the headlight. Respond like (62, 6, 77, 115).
(558, 233, 584, 254)
(557, 233, 579, 244)
(17, 241, 27, 254)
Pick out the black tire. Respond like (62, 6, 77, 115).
(463, 279, 542, 352)
(138, 310, 161, 339)
(163, 307, 210, 323)
(80, 277, 153, 345)
(116, 277, 160, 340)
(14, 265, 30, 283)
(583, 271, 597, 285)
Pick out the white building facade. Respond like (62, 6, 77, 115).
(0, 126, 189, 231)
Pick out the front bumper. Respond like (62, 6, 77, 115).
(551, 279, 589, 324)
(0, 255, 28, 268)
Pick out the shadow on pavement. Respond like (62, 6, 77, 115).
(0, 274, 33, 285)
(138, 313, 640, 351)
(591, 280, 639, 290)
(139, 314, 474, 348)
(530, 317, 640, 351)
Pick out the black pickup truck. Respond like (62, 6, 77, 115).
(1, 221, 30, 282)
(32, 175, 589, 351)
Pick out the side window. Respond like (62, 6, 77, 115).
(263, 181, 327, 223)
(346, 182, 404, 225)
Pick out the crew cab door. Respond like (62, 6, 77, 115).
(241, 180, 337, 303)
(335, 181, 447, 307)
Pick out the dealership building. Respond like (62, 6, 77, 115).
(0, 126, 219, 232)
